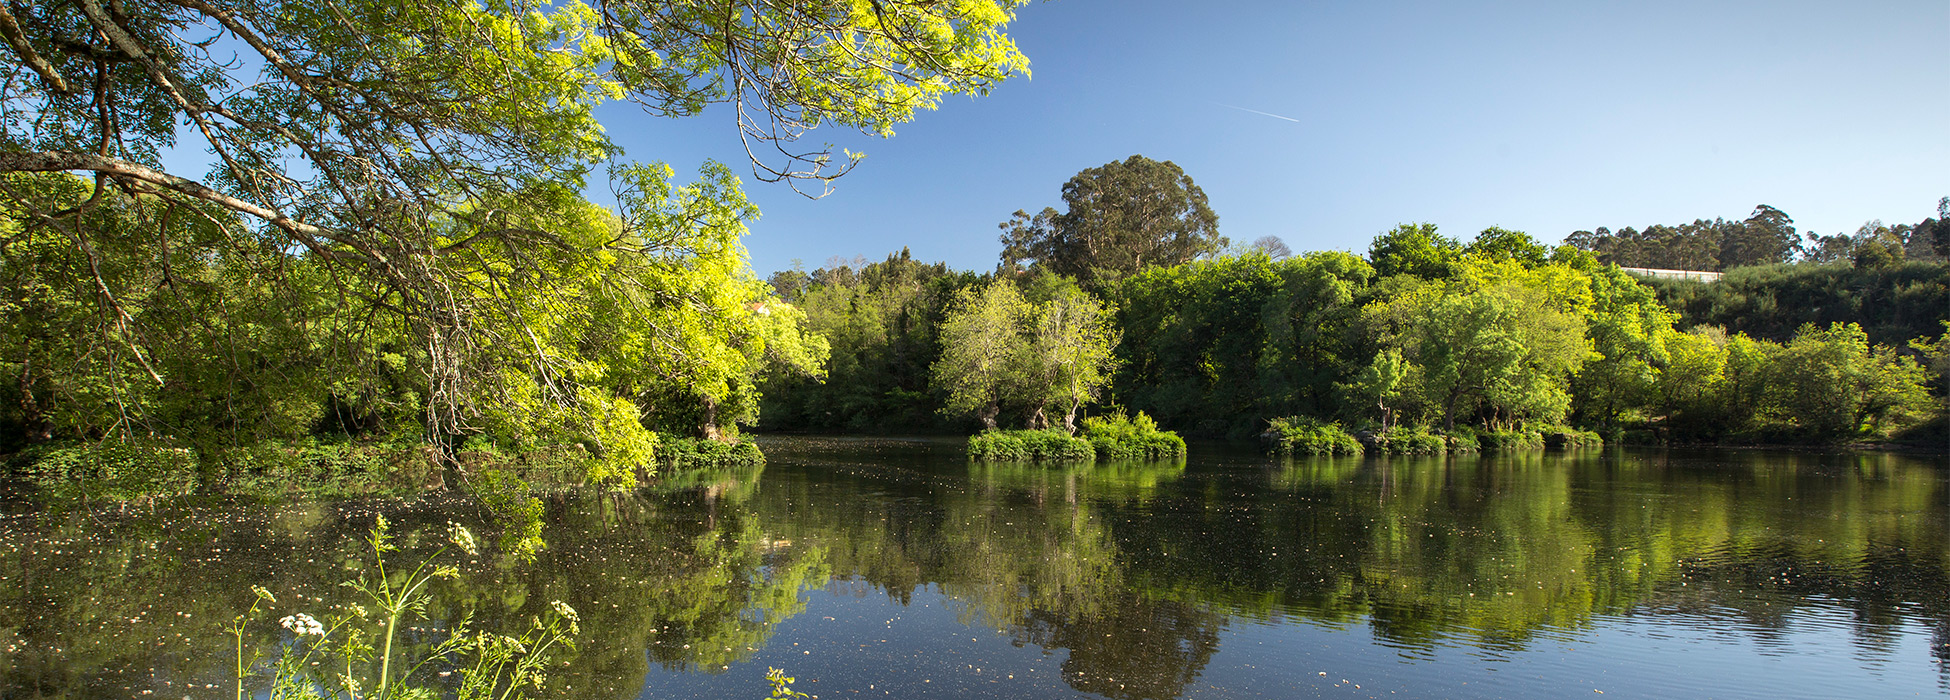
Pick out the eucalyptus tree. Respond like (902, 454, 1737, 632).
(998, 155, 1223, 289)
(0, 0, 1027, 450)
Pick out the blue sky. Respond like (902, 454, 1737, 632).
(604, 0, 1945, 277)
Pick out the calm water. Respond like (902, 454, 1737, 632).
(4, 437, 1949, 699)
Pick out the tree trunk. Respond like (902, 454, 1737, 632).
(700, 395, 724, 442)
(978, 403, 999, 431)
(1063, 398, 1080, 435)
(18, 355, 52, 444)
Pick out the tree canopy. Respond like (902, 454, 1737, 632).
(0, 0, 1030, 473)
(998, 155, 1223, 288)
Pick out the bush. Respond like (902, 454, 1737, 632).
(1440, 426, 1482, 453)
(1478, 429, 1544, 452)
(1081, 410, 1187, 460)
(1544, 429, 1604, 449)
(1368, 426, 1448, 455)
(967, 429, 1094, 462)
(656, 433, 766, 470)
(1265, 416, 1362, 456)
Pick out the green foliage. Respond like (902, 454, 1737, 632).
(228, 517, 577, 700)
(933, 279, 1035, 430)
(13, 438, 198, 502)
(1647, 260, 1950, 348)
(1477, 429, 1544, 452)
(1369, 223, 1460, 279)
(1265, 416, 1362, 456)
(998, 155, 1224, 289)
(1368, 426, 1448, 455)
(930, 277, 1122, 432)
(760, 250, 978, 432)
(1116, 251, 1372, 436)
(656, 433, 767, 471)
(1565, 204, 1803, 271)
(766, 668, 813, 700)
(966, 429, 1095, 462)
(1543, 428, 1604, 449)
(1079, 410, 1186, 460)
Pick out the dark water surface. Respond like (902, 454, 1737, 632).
(4, 437, 1949, 699)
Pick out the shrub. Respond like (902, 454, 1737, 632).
(1265, 416, 1362, 456)
(1368, 426, 1448, 455)
(967, 429, 1094, 462)
(1478, 429, 1544, 452)
(1443, 430, 1481, 453)
(1081, 410, 1188, 460)
(1544, 428, 1604, 449)
(656, 433, 766, 470)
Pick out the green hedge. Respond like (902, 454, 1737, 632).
(1265, 416, 1363, 456)
(967, 429, 1095, 462)
(1081, 411, 1187, 460)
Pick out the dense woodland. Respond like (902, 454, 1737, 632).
(0, 0, 1034, 489)
(763, 157, 1949, 447)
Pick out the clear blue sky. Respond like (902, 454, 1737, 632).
(611, 1, 1945, 276)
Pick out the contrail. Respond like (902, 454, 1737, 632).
(1215, 102, 1301, 123)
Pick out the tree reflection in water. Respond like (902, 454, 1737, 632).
(4, 439, 1948, 699)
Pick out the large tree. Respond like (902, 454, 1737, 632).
(0, 0, 1026, 446)
(998, 155, 1223, 288)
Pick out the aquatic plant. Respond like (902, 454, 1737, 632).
(228, 516, 578, 699)
(1264, 416, 1362, 456)
(1080, 410, 1187, 460)
(966, 429, 1094, 462)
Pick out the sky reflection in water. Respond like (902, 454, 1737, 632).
(3, 437, 1947, 699)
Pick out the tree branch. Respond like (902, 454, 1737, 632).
(0, 3, 74, 95)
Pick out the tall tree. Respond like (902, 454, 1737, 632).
(933, 280, 1032, 431)
(998, 155, 1223, 288)
(1367, 223, 1459, 279)
(0, 0, 1027, 446)
(1025, 286, 1120, 433)
(1723, 204, 1800, 268)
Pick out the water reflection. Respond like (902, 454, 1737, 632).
(2, 441, 1947, 699)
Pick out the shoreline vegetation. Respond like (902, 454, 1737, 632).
(966, 411, 1187, 462)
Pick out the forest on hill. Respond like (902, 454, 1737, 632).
(760, 157, 1950, 447)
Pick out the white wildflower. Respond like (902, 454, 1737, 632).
(446, 521, 478, 556)
(549, 600, 578, 625)
(280, 613, 325, 637)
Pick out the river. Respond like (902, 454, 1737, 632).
(4, 436, 1947, 699)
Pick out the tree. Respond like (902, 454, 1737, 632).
(998, 155, 1223, 288)
(1772, 323, 1932, 436)
(1722, 205, 1800, 268)
(933, 280, 1032, 430)
(1344, 348, 1408, 433)
(1250, 236, 1292, 259)
(1570, 264, 1676, 431)
(1465, 227, 1548, 266)
(1025, 286, 1120, 433)
(1367, 223, 1459, 279)
(0, 0, 1027, 447)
